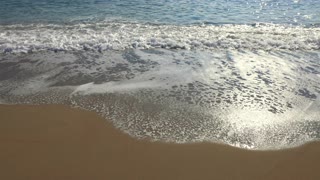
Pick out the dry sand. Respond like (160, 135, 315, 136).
(1, 104, 320, 180)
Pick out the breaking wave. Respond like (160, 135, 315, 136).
(1, 22, 320, 53)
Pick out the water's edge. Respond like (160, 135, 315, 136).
(1, 49, 319, 150)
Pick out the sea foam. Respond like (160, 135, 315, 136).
(0, 49, 319, 150)
(0, 22, 319, 53)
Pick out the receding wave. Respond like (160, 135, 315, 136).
(1, 22, 320, 53)
(0, 49, 319, 149)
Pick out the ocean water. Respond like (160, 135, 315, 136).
(1, 0, 320, 25)
(0, 0, 320, 149)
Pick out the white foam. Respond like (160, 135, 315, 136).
(1, 49, 319, 150)
(0, 22, 319, 53)
(73, 80, 164, 95)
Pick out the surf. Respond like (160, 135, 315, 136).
(1, 22, 319, 54)
(0, 49, 319, 149)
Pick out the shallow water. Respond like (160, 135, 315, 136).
(0, 0, 319, 149)
(0, 49, 319, 149)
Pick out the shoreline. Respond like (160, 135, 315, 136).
(1, 104, 320, 180)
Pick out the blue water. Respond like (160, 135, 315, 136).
(1, 0, 320, 25)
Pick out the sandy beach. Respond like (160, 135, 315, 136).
(1, 104, 320, 180)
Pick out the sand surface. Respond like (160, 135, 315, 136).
(1, 104, 320, 180)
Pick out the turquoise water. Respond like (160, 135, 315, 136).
(1, 0, 320, 25)
(1, 0, 320, 53)
(0, 0, 320, 149)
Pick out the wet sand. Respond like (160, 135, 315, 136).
(1, 104, 320, 180)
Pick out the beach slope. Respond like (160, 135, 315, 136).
(1, 104, 320, 180)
